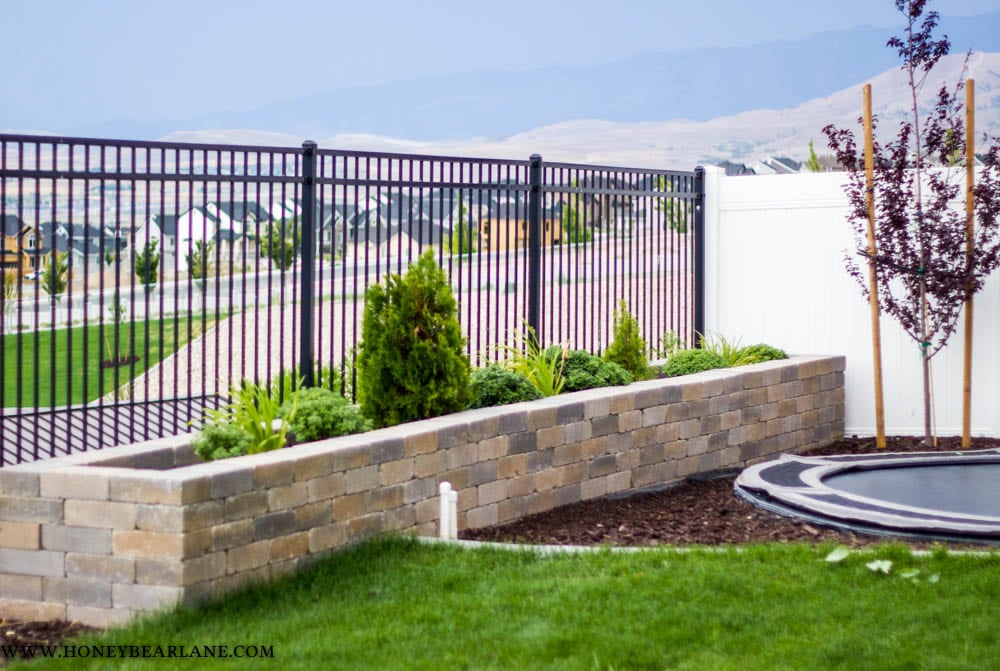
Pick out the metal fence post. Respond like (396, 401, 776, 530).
(299, 141, 317, 388)
(693, 165, 706, 345)
(527, 154, 542, 341)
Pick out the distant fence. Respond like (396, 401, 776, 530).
(0, 133, 703, 465)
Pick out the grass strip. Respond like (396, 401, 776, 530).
(15, 537, 1000, 670)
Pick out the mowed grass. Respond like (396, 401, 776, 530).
(15, 537, 1000, 671)
(1, 316, 213, 407)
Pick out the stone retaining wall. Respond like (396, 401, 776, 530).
(0, 355, 845, 626)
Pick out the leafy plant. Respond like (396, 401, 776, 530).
(656, 330, 684, 358)
(279, 387, 370, 443)
(444, 205, 477, 255)
(262, 220, 297, 271)
(40, 251, 68, 299)
(1, 269, 18, 329)
(185, 239, 214, 283)
(193, 422, 253, 462)
(661, 349, 726, 377)
(469, 366, 542, 409)
(823, 0, 1000, 443)
(603, 300, 652, 381)
(103, 293, 133, 364)
(739, 344, 788, 363)
(552, 347, 632, 392)
(134, 238, 160, 292)
(561, 203, 592, 243)
(805, 140, 823, 173)
(502, 324, 566, 397)
(699, 333, 758, 367)
(195, 379, 296, 460)
(357, 250, 472, 427)
(653, 176, 690, 233)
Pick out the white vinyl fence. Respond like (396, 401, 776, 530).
(703, 167, 1000, 438)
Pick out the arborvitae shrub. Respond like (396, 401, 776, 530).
(546, 347, 632, 392)
(739, 344, 788, 364)
(357, 250, 472, 427)
(661, 349, 726, 377)
(603, 300, 652, 380)
(469, 366, 542, 409)
(280, 387, 371, 442)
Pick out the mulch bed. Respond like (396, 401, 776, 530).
(3, 434, 998, 660)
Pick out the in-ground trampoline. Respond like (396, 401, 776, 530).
(734, 449, 1000, 545)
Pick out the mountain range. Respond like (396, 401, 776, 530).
(62, 11, 1000, 169)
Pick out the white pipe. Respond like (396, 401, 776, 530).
(448, 490, 459, 540)
(438, 482, 452, 540)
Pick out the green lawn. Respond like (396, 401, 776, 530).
(1, 316, 213, 407)
(13, 537, 1000, 670)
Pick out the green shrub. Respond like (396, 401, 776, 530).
(661, 349, 726, 377)
(357, 250, 472, 428)
(502, 325, 565, 397)
(548, 347, 632, 392)
(603, 300, 653, 381)
(193, 422, 253, 462)
(739, 344, 788, 364)
(280, 387, 371, 442)
(469, 366, 543, 409)
(699, 332, 758, 367)
(657, 330, 684, 358)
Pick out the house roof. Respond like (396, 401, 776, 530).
(2, 214, 27, 237)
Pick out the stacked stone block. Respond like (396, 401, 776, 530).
(0, 355, 844, 626)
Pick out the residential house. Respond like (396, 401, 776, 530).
(1, 214, 39, 276)
(477, 203, 563, 251)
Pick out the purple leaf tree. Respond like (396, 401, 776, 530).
(823, 0, 1000, 444)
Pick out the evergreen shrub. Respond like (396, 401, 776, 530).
(469, 366, 542, 409)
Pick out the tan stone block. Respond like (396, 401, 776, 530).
(642, 406, 667, 427)
(746, 422, 767, 442)
(681, 384, 703, 401)
(404, 432, 439, 456)
(553, 442, 582, 466)
(0, 598, 65, 622)
(557, 462, 588, 486)
(65, 500, 135, 529)
(66, 605, 133, 628)
(581, 437, 606, 460)
(40, 471, 109, 501)
(66, 552, 135, 583)
(676, 456, 700, 477)
(112, 583, 182, 611)
(457, 488, 476, 513)
(497, 497, 526, 524)
(580, 477, 608, 501)
(255, 460, 296, 488)
(414, 451, 448, 479)
(224, 490, 269, 522)
(308, 472, 346, 502)
(440, 467, 470, 490)
(536, 426, 565, 450)
(227, 540, 270, 574)
(268, 482, 309, 511)
(720, 410, 742, 431)
(477, 436, 508, 461)
(369, 485, 404, 512)
(135, 505, 184, 533)
(270, 532, 309, 562)
(42, 525, 111, 554)
(332, 445, 371, 471)
(346, 513, 384, 539)
(609, 393, 636, 414)
(0, 471, 39, 497)
(466, 505, 498, 529)
(563, 420, 592, 444)
(380, 459, 415, 486)
(583, 397, 611, 419)
(665, 440, 687, 460)
(294, 501, 333, 530)
(309, 523, 347, 553)
(606, 471, 631, 494)
(497, 454, 526, 479)
(344, 466, 379, 494)
(778, 399, 799, 418)
(727, 425, 749, 447)
(0, 574, 41, 600)
(0, 496, 62, 524)
(333, 492, 367, 522)
(293, 452, 336, 482)
(446, 444, 477, 470)
(109, 476, 187, 505)
(0, 521, 39, 550)
(507, 475, 534, 498)
(113, 530, 183, 559)
(43, 576, 112, 608)
(212, 519, 254, 552)
(415, 499, 438, 524)
(403, 477, 437, 504)
(528, 406, 558, 430)
(478, 480, 507, 506)
(618, 410, 643, 432)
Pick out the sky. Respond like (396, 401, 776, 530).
(5, 0, 1000, 133)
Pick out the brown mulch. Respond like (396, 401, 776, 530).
(3, 435, 998, 661)
(461, 435, 1000, 548)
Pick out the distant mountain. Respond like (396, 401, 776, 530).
(164, 52, 1000, 171)
(77, 10, 1000, 142)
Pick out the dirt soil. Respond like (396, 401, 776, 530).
(4, 435, 999, 661)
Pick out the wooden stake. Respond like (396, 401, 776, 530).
(962, 79, 975, 449)
(863, 84, 887, 448)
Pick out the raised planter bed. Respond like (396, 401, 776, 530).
(0, 355, 844, 626)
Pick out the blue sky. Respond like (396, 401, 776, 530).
(4, 0, 1000, 132)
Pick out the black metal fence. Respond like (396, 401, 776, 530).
(0, 133, 703, 465)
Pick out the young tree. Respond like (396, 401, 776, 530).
(134, 238, 160, 295)
(261, 221, 296, 271)
(40, 251, 69, 301)
(185, 239, 214, 284)
(444, 205, 477, 255)
(806, 140, 823, 173)
(561, 203, 592, 243)
(823, 0, 1000, 444)
(1, 269, 18, 330)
